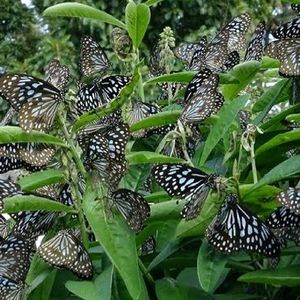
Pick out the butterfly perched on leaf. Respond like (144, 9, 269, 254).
(80, 35, 111, 78)
(152, 164, 218, 220)
(140, 235, 156, 256)
(175, 14, 250, 72)
(0, 142, 55, 167)
(44, 59, 70, 96)
(80, 123, 130, 188)
(0, 234, 33, 283)
(265, 38, 300, 77)
(74, 75, 130, 116)
(180, 69, 224, 124)
(277, 187, 300, 215)
(0, 74, 64, 132)
(206, 193, 282, 259)
(112, 189, 150, 232)
(0, 276, 24, 300)
(127, 101, 159, 136)
(38, 229, 93, 279)
(266, 206, 300, 246)
(272, 18, 300, 39)
(244, 22, 266, 61)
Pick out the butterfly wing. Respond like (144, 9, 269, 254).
(80, 36, 111, 77)
(0, 234, 33, 283)
(273, 18, 300, 39)
(222, 51, 240, 71)
(44, 59, 70, 95)
(277, 187, 300, 214)
(112, 189, 150, 232)
(265, 39, 300, 77)
(244, 22, 266, 61)
(0, 276, 24, 300)
(0, 215, 9, 239)
(0, 74, 62, 132)
(0, 180, 21, 212)
(207, 194, 281, 258)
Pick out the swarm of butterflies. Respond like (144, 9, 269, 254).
(0, 6, 299, 298)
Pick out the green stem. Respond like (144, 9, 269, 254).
(58, 110, 89, 247)
(250, 137, 258, 184)
(138, 258, 155, 284)
(135, 48, 145, 101)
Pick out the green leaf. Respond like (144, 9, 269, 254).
(260, 103, 300, 132)
(3, 195, 75, 213)
(197, 241, 229, 293)
(130, 110, 181, 132)
(0, 126, 67, 147)
(155, 278, 215, 300)
(82, 178, 149, 300)
(72, 65, 140, 132)
(286, 113, 300, 123)
(127, 151, 185, 165)
(144, 72, 238, 85)
(17, 169, 65, 192)
(65, 265, 113, 300)
(125, 2, 150, 48)
(199, 94, 249, 165)
(238, 265, 300, 287)
(145, 0, 165, 6)
(260, 56, 280, 69)
(222, 61, 261, 100)
(214, 294, 263, 300)
(248, 154, 300, 193)
(252, 79, 291, 124)
(256, 131, 300, 156)
(43, 2, 126, 29)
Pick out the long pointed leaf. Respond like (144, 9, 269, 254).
(43, 3, 126, 29)
(82, 178, 149, 300)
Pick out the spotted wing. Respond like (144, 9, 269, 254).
(80, 36, 111, 77)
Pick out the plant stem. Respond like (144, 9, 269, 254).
(250, 137, 258, 184)
(57, 110, 89, 247)
(135, 48, 145, 101)
(138, 258, 155, 284)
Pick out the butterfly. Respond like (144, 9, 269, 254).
(0, 179, 21, 212)
(292, 4, 300, 14)
(0, 234, 33, 283)
(140, 235, 156, 256)
(59, 184, 74, 207)
(266, 206, 300, 246)
(149, 43, 166, 77)
(206, 193, 281, 259)
(162, 124, 201, 159)
(38, 229, 93, 279)
(44, 59, 70, 96)
(0, 214, 9, 239)
(0, 142, 55, 167)
(175, 14, 250, 72)
(81, 123, 129, 187)
(273, 18, 300, 39)
(0, 74, 63, 132)
(180, 69, 224, 124)
(0, 157, 45, 174)
(112, 189, 150, 232)
(265, 38, 300, 77)
(80, 36, 111, 78)
(277, 187, 300, 215)
(239, 110, 251, 131)
(244, 22, 266, 61)
(175, 36, 208, 70)
(0, 276, 24, 300)
(152, 164, 218, 220)
(127, 101, 165, 138)
(75, 75, 130, 115)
